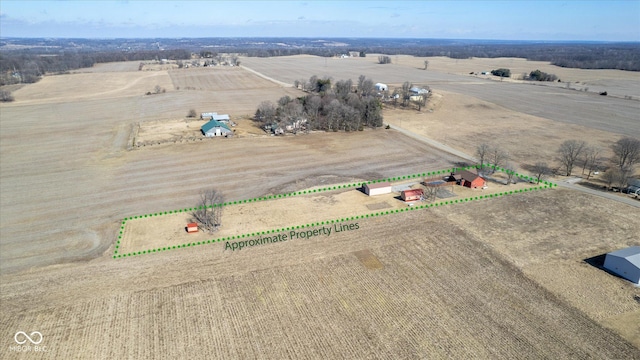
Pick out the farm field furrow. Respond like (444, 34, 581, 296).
(2, 209, 638, 358)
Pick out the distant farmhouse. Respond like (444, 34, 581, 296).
(409, 86, 429, 101)
(375, 83, 388, 92)
(626, 179, 640, 198)
(201, 119, 232, 137)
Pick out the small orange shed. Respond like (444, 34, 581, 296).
(401, 189, 423, 202)
(186, 223, 199, 233)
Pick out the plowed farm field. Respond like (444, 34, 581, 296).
(2, 203, 639, 358)
(169, 66, 280, 91)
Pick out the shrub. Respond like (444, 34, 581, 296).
(0, 90, 14, 102)
(528, 69, 558, 81)
(491, 68, 511, 77)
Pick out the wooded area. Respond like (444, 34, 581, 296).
(255, 75, 384, 133)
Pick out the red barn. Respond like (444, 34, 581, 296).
(449, 170, 486, 189)
(401, 189, 423, 202)
(186, 223, 199, 233)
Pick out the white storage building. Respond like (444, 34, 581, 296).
(363, 182, 392, 196)
(375, 83, 388, 92)
(603, 246, 640, 284)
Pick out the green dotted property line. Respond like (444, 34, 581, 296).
(113, 164, 556, 259)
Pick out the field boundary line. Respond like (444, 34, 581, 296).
(113, 164, 556, 259)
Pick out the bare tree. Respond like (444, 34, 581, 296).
(601, 168, 629, 191)
(582, 146, 602, 180)
(255, 101, 277, 125)
(423, 185, 438, 202)
(611, 136, 640, 171)
(334, 79, 353, 100)
(558, 139, 586, 176)
(423, 60, 429, 70)
(531, 162, 552, 184)
(401, 81, 412, 107)
(0, 90, 14, 102)
(391, 89, 399, 107)
(378, 55, 392, 64)
(487, 146, 508, 174)
(187, 109, 197, 118)
(476, 143, 491, 169)
(357, 75, 374, 98)
(191, 189, 224, 233)
(304, 95, 322, 127)
(503, 162, 517, 185)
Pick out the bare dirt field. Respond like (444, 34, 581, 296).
(395, 55, 640, 98)
(1, 58, 639, 357)
(383, 90, 628, 170)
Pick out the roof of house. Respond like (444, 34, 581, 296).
(402, 189, 423, 196)
(211, 114, 230, 121)
(201, 119, 231, 133)
(187, 222, 198, 227)
(365, 182, 391, 189)
(607, 246, 640, 267)
(410, 87, 429, 94)
(453, 170, 483, 182)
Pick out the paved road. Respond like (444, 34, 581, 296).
(555, 179, 640, 208)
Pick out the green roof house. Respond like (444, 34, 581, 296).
(201, 119, 232, 137)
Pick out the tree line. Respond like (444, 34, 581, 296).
(255, 75, 384, 133)
(555, 137, 640, 190)
(474, 136, 640, 189)
(241, 43, 640, 71)
(0, 49, 190, 86)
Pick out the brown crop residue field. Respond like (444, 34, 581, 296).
(2, 195, 639, 358)
(1, 57, 639, 357)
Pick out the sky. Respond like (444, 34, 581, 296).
(0, 0, 639, 41)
